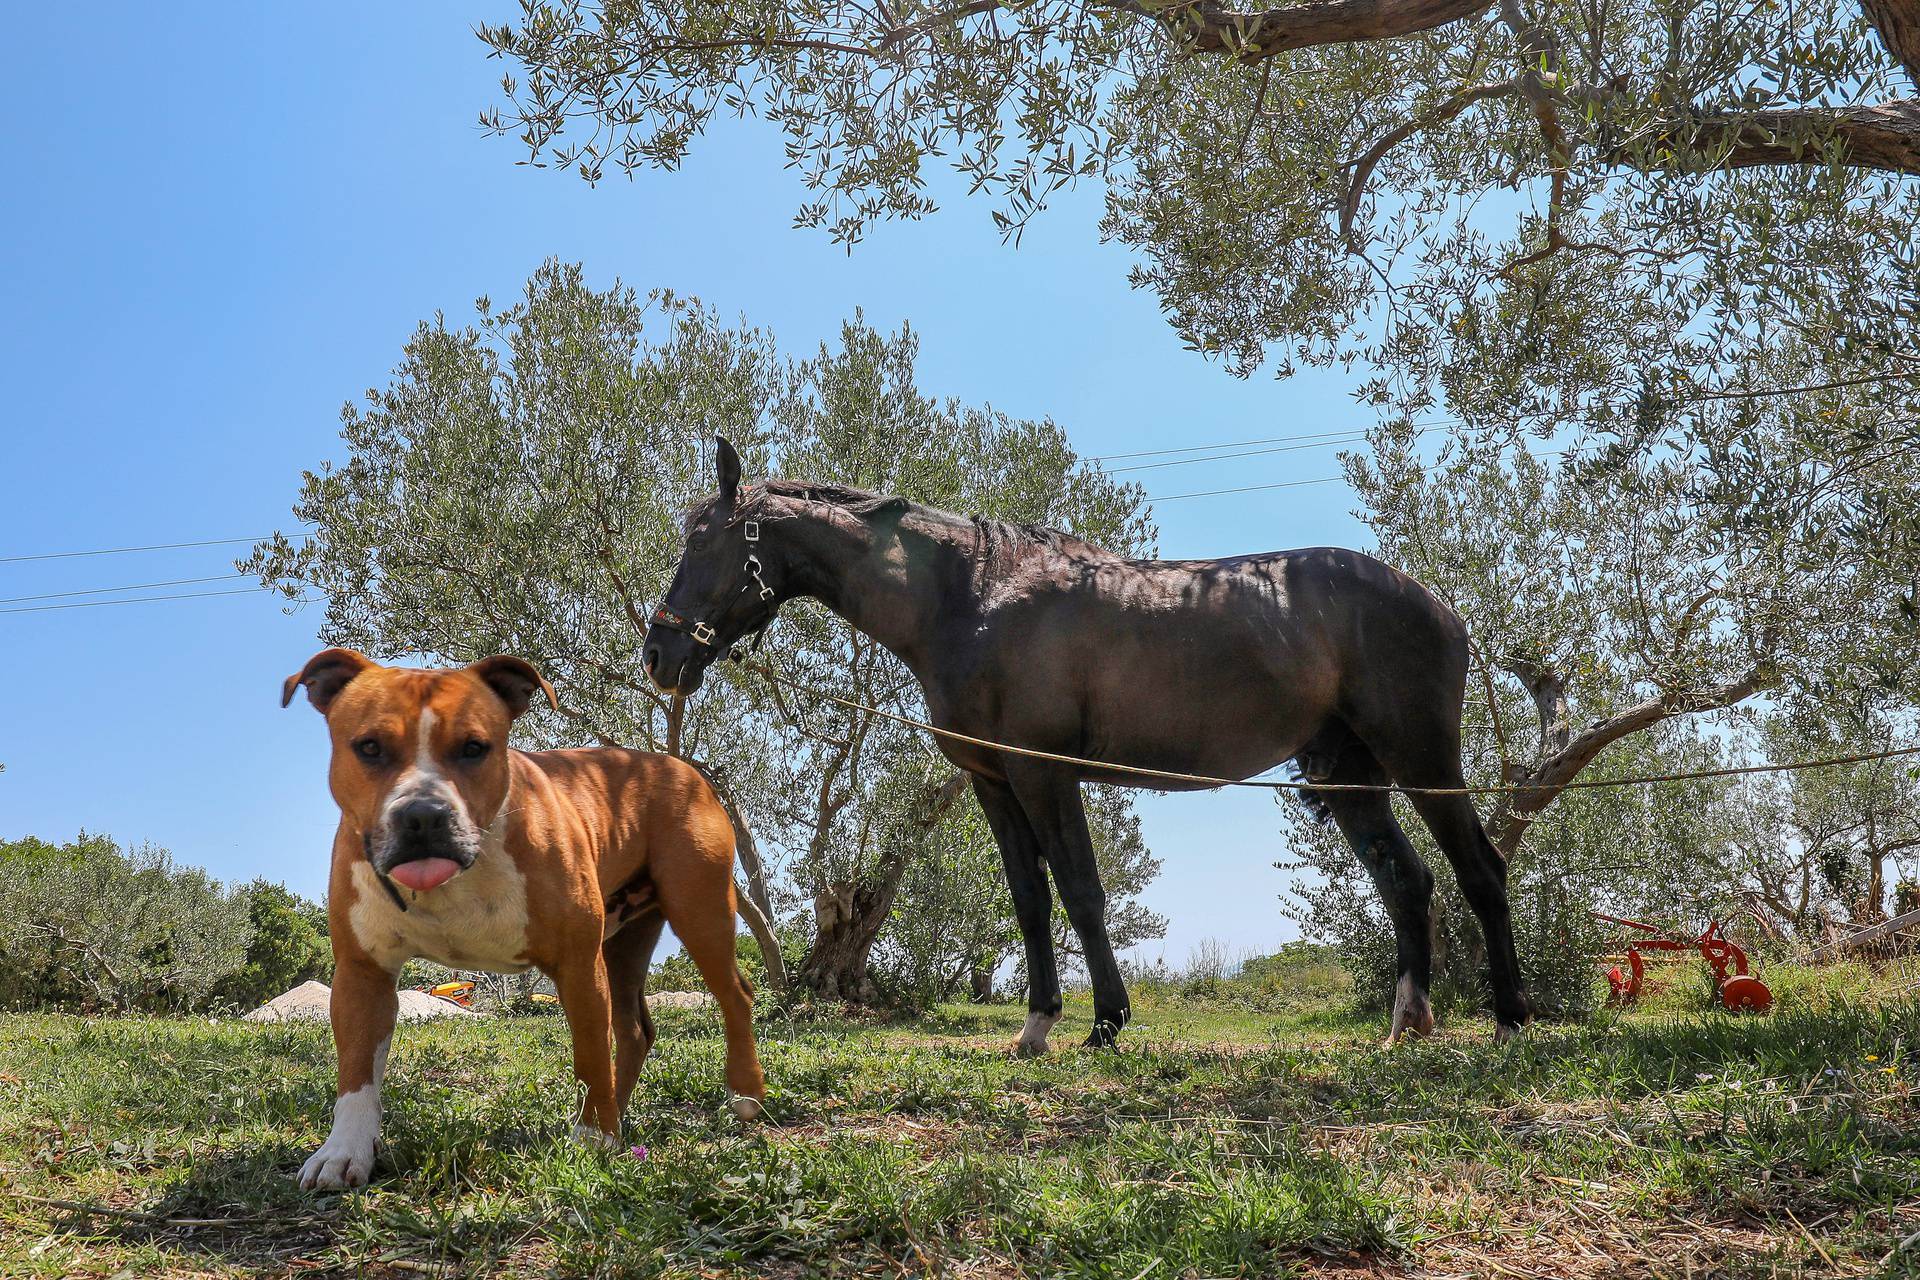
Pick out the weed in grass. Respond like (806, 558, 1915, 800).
(2, 967, 1915, 1277)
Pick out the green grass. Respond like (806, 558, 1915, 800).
(3, 969, 1917, 1277)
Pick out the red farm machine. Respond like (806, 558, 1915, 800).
(1593, 913, 1773, 1014)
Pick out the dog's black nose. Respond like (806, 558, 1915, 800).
(394, 798, 452, 838)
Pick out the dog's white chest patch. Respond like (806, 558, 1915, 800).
(347, 832, 533, 974)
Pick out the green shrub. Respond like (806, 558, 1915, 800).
(0, 833, 250, 1013)
(207, 880, 331, 1010)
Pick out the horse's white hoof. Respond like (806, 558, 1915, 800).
(729, 1094, 765, 1121)
(1013, 1010, 1060, 1058)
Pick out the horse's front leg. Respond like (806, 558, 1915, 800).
(1004, 764, 1131, 1049)
(972, 775, 1063, 1056)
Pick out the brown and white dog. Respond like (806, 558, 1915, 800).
(283, 647, 765, 1190)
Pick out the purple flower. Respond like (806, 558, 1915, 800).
(629, 1145, 649, 1161)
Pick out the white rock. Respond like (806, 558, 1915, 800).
(648, 990, 715, 1010)
(242, 981, 480, 1023)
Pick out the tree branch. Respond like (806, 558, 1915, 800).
(1628, 99, 1920, 176)
(1341, 81, 1521, 245)
(1862, 0, 1920, 87)
(1142, 0, 1497, 61)
(1490, 665, 1774, 856)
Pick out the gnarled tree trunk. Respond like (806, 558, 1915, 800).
(793, 771, 968, 1003)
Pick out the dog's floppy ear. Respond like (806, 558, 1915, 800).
(715, 434, 742, 513)
(469, 655, 559, 720)
(282, 648, 375, 714)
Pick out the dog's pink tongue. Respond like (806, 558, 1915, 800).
(388, 858, 461, 893)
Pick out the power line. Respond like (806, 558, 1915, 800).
(1092, 426, 1392, 463)
(1147, 476, 1344, 502)
(0, 573, 247, 606)
(1108, 434, 1375, 475)
(0, 535, 304, 565)
(1684, 368, 1920, 402)
(0, 587, 272, 616)
(1092, 366, 1920, 468)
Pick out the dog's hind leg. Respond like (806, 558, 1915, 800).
(605, 910, 665, 1114)
(657, 876, 766, 1119)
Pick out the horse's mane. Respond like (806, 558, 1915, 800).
(693, 477, 1116, 560)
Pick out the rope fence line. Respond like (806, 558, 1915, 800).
(735, 657, 1920, 798)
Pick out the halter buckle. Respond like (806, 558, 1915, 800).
(743, 520, 760, 542)
(690, 620, 716, 646)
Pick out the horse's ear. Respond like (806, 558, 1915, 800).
(283, 648, 375, 714)
(715, 435, 742, 512)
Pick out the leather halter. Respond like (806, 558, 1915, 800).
(650, 518, 776, 652)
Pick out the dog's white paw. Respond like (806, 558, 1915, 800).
(729, 1094, 765, 1121)
(298, 1084, 382, 1190)
(571, 1122, 622, 1151)
(297, 1134, 376, 1189)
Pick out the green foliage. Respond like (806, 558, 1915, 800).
(1126, 940, 1358, 1018)
(246, 260, 1159, 1006)
(0, 834, 251, 1013)
(206, 880, 332, 1011)
(478, 2, 1920, 415)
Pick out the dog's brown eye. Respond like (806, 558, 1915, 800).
(460, 738, 490, 760)
(354, 738, 383, 762)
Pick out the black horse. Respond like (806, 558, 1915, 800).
(645, 438, 1530, 1051)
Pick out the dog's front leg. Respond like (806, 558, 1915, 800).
(555, 947, 621, 1148)
(299, 956, 397, 1189)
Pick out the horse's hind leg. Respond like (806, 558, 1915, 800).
(1300, 728, 1436, 1045)
(1360, 719, 1532, 1040)
(1406, 788, 1530, 1040)
(973, 775, 1065, 1056)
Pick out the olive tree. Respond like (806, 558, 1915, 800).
(0, 834, 252, 1013)
(246, 261, 1155, 1004)
(1730, 698, 1920, 937)
(1286, 382, 1920, 1010)
(476, 1, 1920, 413)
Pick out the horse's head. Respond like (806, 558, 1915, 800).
(645, 436, 785, 694)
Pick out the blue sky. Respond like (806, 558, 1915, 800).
(1, 5, 1379, 965)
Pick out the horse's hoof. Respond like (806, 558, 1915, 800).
(1013, 1010, 1060, 1058)
(1494, 1021, 1527, 1045)
(729, 1094, 765, 1121)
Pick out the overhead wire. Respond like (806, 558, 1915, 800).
(0, 535, 303, 565)
(0, 587, 278, 615)
(0, 573, 248, 606)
